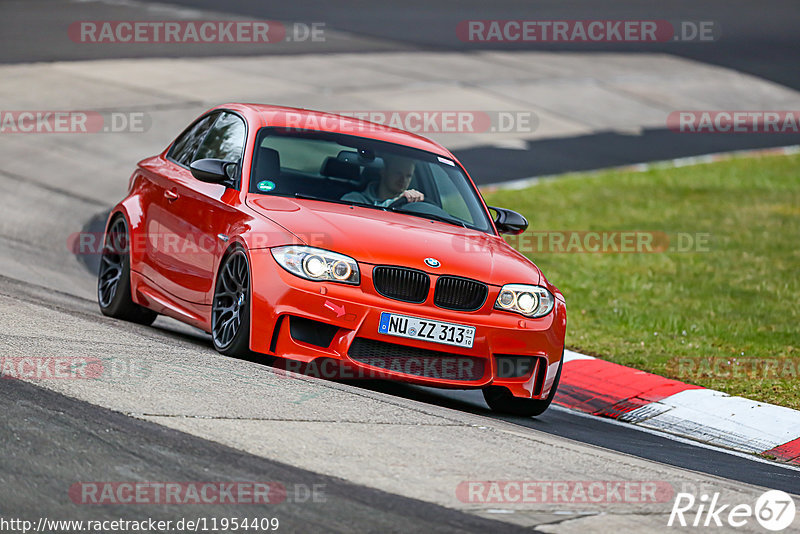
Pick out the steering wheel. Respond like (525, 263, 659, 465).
(387, 196, 409, 210)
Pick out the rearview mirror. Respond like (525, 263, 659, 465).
(190, 158, 237, 185)
(489, 206, 528, 235)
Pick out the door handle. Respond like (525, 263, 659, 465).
(164, 189, 179, 201)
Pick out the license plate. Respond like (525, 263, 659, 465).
(378, 312, 475, 349)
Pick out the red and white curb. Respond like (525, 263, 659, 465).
(554, 350, 800, 465)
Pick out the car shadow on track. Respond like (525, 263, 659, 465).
(145, 308, 531, 424)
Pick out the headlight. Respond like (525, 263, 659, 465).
(271, 246, 360, 285)
(494, 284, 554, 318)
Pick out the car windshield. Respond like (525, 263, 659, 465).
(248, 127, 494, 232)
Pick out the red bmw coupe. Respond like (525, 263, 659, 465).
(97, 104, 566, 416)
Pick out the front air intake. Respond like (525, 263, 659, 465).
(349, 337, 485, 381)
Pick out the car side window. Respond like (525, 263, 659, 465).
(430, 164, 475, 224)
(194, 112, 247, 164)
(168, 113, 219, 167)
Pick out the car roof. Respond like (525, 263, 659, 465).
(215, 103, 457, 160)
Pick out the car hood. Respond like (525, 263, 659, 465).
(247, 196, 541, 286)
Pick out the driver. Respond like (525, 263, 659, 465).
(341, 155, 424, 207)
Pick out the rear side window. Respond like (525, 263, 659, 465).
(259, 135, 344, 173)
(167, 112, 219, 166)
(194, 112, 247, 163)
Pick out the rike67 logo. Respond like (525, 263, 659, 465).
(668, 490, 796, 531)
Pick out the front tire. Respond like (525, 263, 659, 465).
(483, 352, 563, 417)
(211, 247, 252, 357)
(97, 216, 157, 325)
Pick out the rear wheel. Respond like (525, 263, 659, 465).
(211, 247, 252, 357)
(483, 352, 563, 417)
(97, 216, 157, 325)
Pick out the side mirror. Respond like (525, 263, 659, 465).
(489, 206, 528, 235)
(190, 158, 237, 185)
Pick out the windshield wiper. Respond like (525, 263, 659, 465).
(294, 193, 385, 210)
(390, 209, 468, 228)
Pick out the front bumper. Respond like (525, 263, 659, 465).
(248, 249, 566, 399)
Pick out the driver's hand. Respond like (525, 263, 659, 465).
(401, 189, 424, 203)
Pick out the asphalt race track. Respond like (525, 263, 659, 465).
(7, 0, 800, 90)
(1, 1, 799, 532)
(4, 0, 800, 181)
(1, 376, 531, 533)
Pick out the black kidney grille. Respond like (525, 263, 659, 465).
(373, 266, 430, 303)
(434, 276, 488, 311)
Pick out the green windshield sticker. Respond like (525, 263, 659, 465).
(257, 180, 276, 192)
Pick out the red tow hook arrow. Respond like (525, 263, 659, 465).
(324, 300, 345, 317)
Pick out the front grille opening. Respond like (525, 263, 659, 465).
(289, 316, 339, 348)
(373, 266, 430, 303)
(494, 355, 539, 379)
(434, 276, 488, 311)
(349, 337, 485, 381)
(533, 357, 548, 396)
(269, 315, 286, 353)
